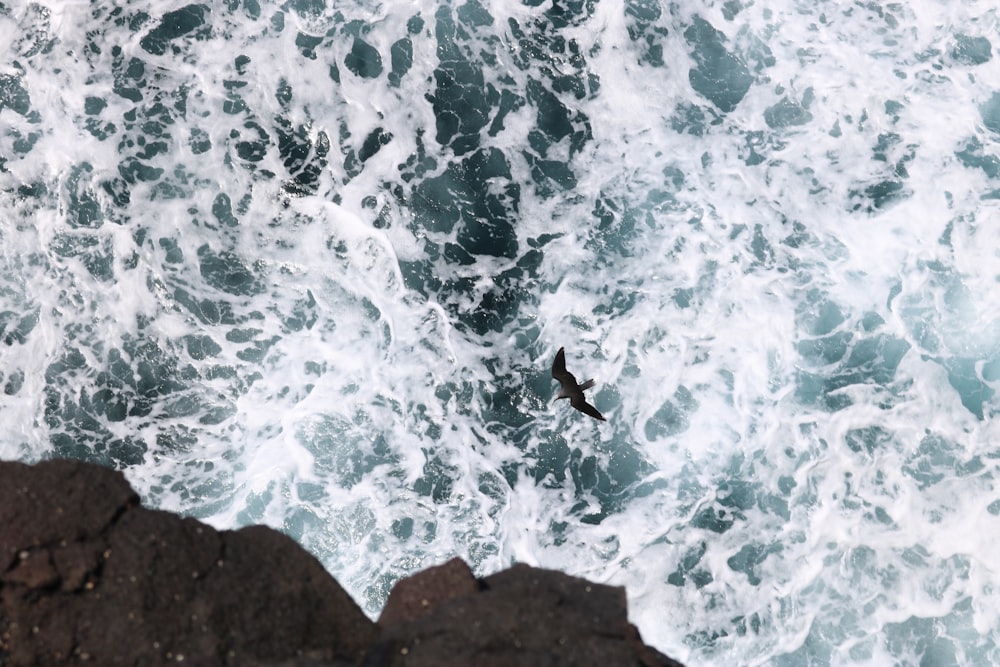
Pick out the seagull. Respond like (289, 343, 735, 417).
(552, 347, 606, 422)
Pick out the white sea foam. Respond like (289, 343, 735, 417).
(2, 0, 1000, 664)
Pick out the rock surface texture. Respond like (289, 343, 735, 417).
(0, 459, 684, 667)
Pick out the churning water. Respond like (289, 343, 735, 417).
(3, 1, 1000, 664)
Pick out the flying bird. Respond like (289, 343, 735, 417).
(552, 347, 606, 422)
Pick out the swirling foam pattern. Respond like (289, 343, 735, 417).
(2, 1, 1000, 664)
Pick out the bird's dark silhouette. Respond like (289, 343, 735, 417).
(552, 347, 606, 422)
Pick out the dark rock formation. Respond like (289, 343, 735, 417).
(373, 558, 684, 667)
(0, 459, 684, 667)
(0, 459, 373, 666)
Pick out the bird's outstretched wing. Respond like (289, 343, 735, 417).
(552, 347, 578, 386)
(572, 396, 606, 421)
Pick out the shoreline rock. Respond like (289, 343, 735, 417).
(0, 459, 684, 666)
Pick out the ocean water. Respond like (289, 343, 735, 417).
(2, 0, 1000, 664)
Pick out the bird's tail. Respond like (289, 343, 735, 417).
(579, 378, 595, 391)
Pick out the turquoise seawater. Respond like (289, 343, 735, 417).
(3, 1, 1000, 664)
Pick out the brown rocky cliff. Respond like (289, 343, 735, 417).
(0, 459, 684, 667)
